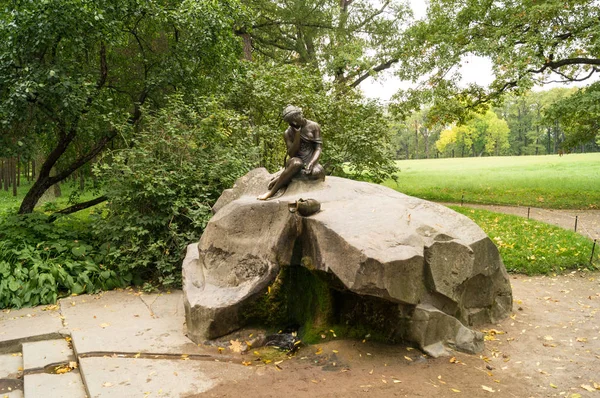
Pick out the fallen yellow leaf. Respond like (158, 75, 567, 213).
(229, 340, 243, 353)
(581, 384, 595, 392)
(404, 356, 413, 361)
(481, 385, 495, 392)
(451, 388, 461, 393)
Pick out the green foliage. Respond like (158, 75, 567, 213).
(452, 207, 599, 274)
(392, 0, 600, 137)
(384, 153, 600, 209)
(545, 82, 600, 149)
(0, 213, 127, 309)
(92, 96, 254, 289)
(242, 0, 409, 87)
(0, 0, 245, 213)
(435, 111, 510, 157)
(230, 64, 397, 182)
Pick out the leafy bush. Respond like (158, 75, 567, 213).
(92, 96, 254, 289)
(0, 212, 127, 308)
(229, 64, 398, 182)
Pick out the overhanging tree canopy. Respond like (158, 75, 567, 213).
(0, 0, 243, 213)
(392, 0, 600, 133)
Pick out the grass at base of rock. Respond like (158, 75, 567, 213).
(451, 206, 600, 274)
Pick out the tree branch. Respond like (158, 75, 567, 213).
(354, 0, 391, 32)
(97, 42, 108, 89)
(49, 130, 118, 185)
(48, 195, 108, 222)
(349, 58, 399, 88)
(528, 57, 600, 75)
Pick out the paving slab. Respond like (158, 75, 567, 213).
(0, 353, 23, 398)
(24, 372, 87, 398)
(0, 354, 22, 378)
(139, 291, 185, 319)
(79, 356, 253, 398)
(0, 390, 24, 398)
(22, 339, 74, 370)
(0, 307, 66, 353)
(61, 290, 204, 355)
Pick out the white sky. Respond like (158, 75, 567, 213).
(360, 0, 595, 101)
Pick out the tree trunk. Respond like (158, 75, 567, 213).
(3, 159, 8, 191)
(19, 128, 117, 214)
(12, 157, 17, 197)
(17, 156, 20, 187)
(414, 121, 419, 159)
(422, 128, 430, 159)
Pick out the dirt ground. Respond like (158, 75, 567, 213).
(190, 272, 599, 398)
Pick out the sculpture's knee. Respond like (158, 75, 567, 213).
(311, 164, 325, 180)
(288, 157, 304, 170)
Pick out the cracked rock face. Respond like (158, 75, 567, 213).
(183, 168, 512, 356)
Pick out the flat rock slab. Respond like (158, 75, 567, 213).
(60, 290, 203, 355)
(24, 372, 86, 398)
(79, 356, 253, 398)
(22, 339, 73, 370)
(0, 307, 65, 353)
(0, 353, 22, 378)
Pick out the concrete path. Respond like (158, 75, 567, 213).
(1, 273, 599, 397)
(0, 289, 253, 398)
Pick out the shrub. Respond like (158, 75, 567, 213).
(92, 96, 254, 289)
(0, 212, 127, 308)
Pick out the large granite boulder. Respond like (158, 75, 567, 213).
(183, 168, 513, 356)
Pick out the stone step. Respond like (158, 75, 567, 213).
(21, 339, 87, 398)
(0, 352, 24, 398)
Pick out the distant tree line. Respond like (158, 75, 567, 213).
(390, 88, 600, 160)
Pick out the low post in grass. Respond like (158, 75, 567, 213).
(527, 207, 530, 219)
(591, 240, 597, 266)
(574, 216, 578, 232)
(461, 193, 464, 207)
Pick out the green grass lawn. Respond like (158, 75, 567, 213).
(452, 206, 599, 274)
(383, 153, 600, 209)
(0, 178, 98, 217)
